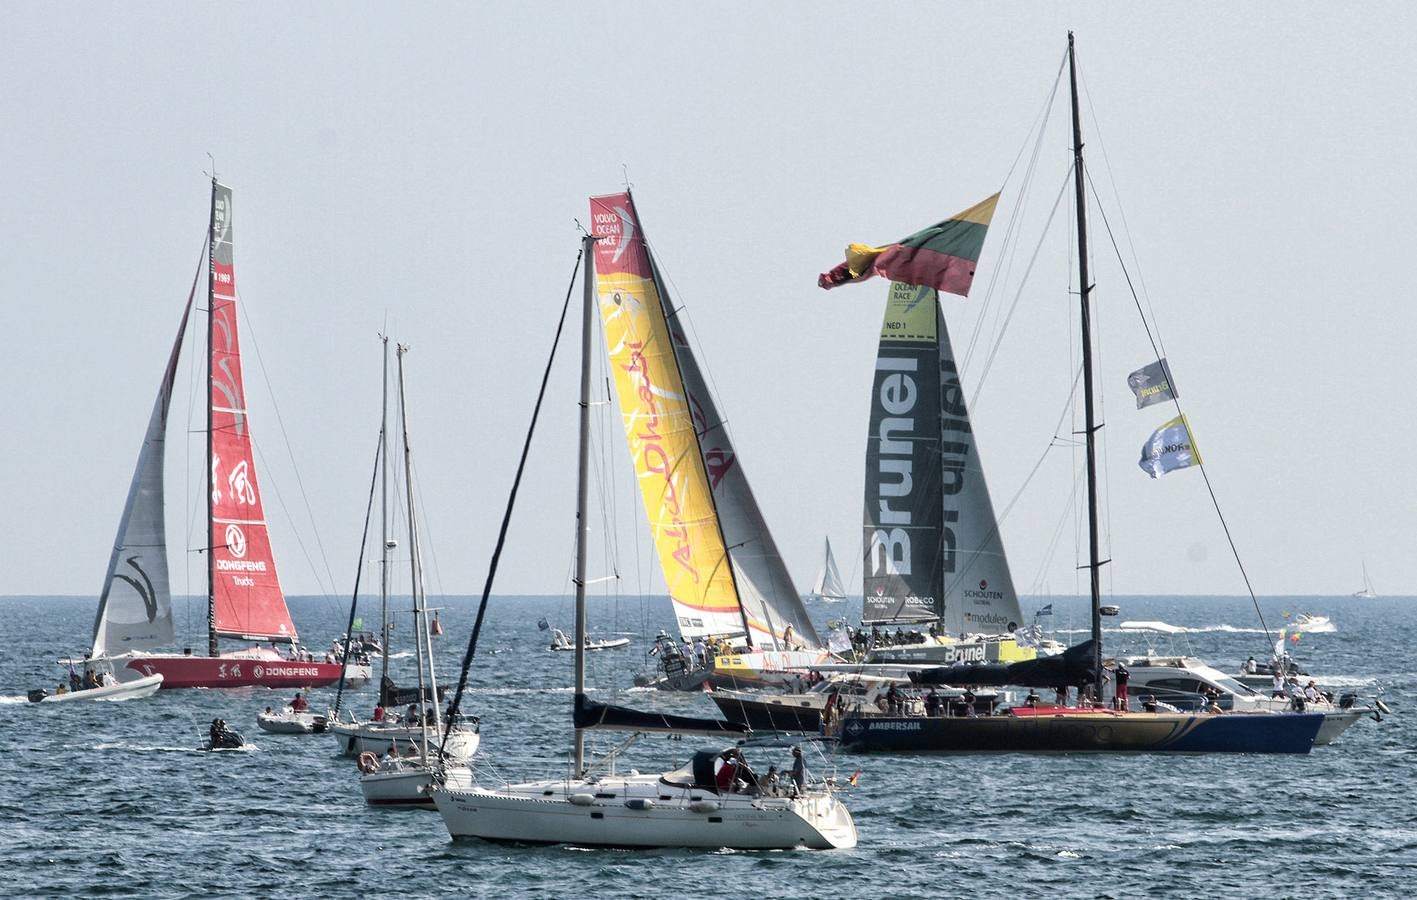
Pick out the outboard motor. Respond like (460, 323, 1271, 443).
(27, 688, 48, 703)
(1339, 692, 1358, 709)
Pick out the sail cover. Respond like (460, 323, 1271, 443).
(207, 182, 298, 643)
(652, 255, 821, 650)
(90, 291, 194, 656)
(574, 693, 749, 737)
(862, 284, 1022, 634)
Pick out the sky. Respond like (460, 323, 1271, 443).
(3, 4, 1414, 603)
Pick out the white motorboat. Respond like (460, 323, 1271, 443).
(256, 706, 327, 734)
(433, 219, 855, 850)
(549, 628, 630, 652)
(29, 673, 164, 703)
(1290, 613, 1336, 633)
(1119, 654, 1375, 745)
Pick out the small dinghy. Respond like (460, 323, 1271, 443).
(28, 673, 164, 703)
(256, 706, 327, 734)
(549, 627, 630, 652)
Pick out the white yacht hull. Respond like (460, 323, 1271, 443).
(35, 673, 164, 703)
(329, 721, 480, 762)
(359, 763, 474, 808)
(432, 775, 856, 850)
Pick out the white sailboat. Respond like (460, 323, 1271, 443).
(431, 210, 856, 850)
(1354, 562, 1377, 600)
(355, 344, 476, 807)
(808, 538, 847, 603)
(330, 340, 480, 770)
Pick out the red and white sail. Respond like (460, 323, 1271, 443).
(206, 182, 298, 643)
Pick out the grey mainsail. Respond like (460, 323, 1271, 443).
(90, 292, 194, 656)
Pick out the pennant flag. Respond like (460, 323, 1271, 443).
(819, 193, 1000, 297)
(848, 769, 863, 786)
(351, 617, 363, 631)
(1290, 633, 1302, 643)
(1034, 603, 1053, 617)
(1127, 358, 1178, 410)
(537, 617, 550, 632)
(1138, 414, 1202, 478)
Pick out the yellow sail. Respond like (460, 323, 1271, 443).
(589, 193, 744, 639)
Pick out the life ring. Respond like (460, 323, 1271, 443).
(358, 751, 380, 774)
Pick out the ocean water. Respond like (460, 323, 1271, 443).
(1, 593, 1413, 899)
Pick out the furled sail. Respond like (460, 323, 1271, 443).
(207, 182, 299, 643)
(90, 292, 193, 657)
(862, 283, 1023, 635)
(811, 537, 847, 602)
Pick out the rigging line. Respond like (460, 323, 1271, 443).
(1084, 175, 1273, 646)
(179, 237, 207, 628)
(967, 166, 1075, 411)
(441, 245, 584, 752)
(233, 293, 340, 603)
(331, 436, 382, 720)
(962, 55, 1064, 381)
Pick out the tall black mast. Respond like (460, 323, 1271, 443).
(205, 179, 219, 658)
(1068, 33, 1105, 700)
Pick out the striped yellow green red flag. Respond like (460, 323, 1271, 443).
(819, 193, 1000, 297)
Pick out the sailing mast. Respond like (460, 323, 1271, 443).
(573, 232, 595, 775)
(205, 178, 219, 658)
(379, 336, 391, 695)
(1067, 32, 1105, 700)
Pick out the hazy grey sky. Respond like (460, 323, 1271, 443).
(4, 4, 1413, 602)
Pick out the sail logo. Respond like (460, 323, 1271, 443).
(869, 356, 917, 577)
(623, 339, 700, 585)
(939, 359, 972, 576)
(589, 207, 636, 264)
(113, 555, 159, 623)
(225, 523, 248, 558)
(228, 460, 257, 506)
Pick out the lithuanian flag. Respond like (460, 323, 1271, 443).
(818, 193, 999, 297)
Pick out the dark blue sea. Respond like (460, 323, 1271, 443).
(1, 593, 1412, 899)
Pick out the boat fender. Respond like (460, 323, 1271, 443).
(1376, 699, 1393, 716)
(689, 800, 720, 814)
(357, 751, 380, 774)
(569, 793, 596, 806)
(624, 798, 655, 811)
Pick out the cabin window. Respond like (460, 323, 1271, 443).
(708, 817, 723, 824)
(590, 812, 604, 820)
(594, 792, 616, 799)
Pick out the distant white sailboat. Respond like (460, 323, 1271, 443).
(1354, 562, 1377, 600)
(809, 537, 847, 603)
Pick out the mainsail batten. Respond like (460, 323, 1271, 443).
(89, 289, 194, 657)
(206, 182, 298, 644)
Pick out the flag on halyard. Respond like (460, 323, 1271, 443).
(351, 617, 363, 630)
(1035, 603, 1053, 617)
(819, 193, 1000, 297)
(1127, 358, 1178, 410)
(1138, 414, 1202, 478)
